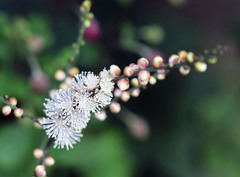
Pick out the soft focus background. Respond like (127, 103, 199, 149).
(0, 0, 240, 177)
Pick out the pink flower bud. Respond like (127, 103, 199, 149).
(33, 148, 44, 159)
(95, 110, 107, 121)
(179, 65, 191, 75)
(168, 55, 180, 68)
(131, 88, 141, 97)
(59, 82, 68, 89)
(14, 108, 24, 118)
(45, 156, 55, 166)
(117, 78, 129, 91)
(149, 76, 157, 85)
(156, 69, 166, 80)
(129, 63, 139, 72)
(114, 88, 122, 97)
(187, 52, 195, 63)
(152, 56, 164, 68)
(110, 65, 121, 78)
(65, 76, 73, 86)
(123, 66, 134, 76)
(30, 73, 49, 93)
(110, 102, 121, 113)
(9, 97, 17, 106)
(2, 105, 11, 116)
(137, 58, 149, 69)
(194, 61, 207, 72)
(55, 69, 66, 81)
(120, 91, 130, 102)
(84, 19, 101, 42)
(138, 70, 150, 86)
(178, 50, 188, 62)
(35, 165, 46, 177)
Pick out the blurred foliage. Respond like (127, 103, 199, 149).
(0, 0, 240, 177)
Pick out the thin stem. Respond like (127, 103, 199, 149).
(0, 96, 40, 124)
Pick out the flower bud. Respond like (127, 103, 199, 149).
(69, 67, 79, 76)
(86, 12, 94, 20)
(123, 66, 134, 76)
(208, 57, 217, 64)
(35, 165, 46, 177)
(30, 73, 49, 93)
(178, 50, 188, 62)
(156, 69, 166, 80)
(14, 108, 24, 118)
(149, 76, 157, 85)
(114, 88, 122, 97)
(131, 78, 139, 87)
(110, 102, 121, 113)
(117, 78, 129, 91)
(187, 52, 195, 63)
(59, 82, 68, 89)
(84, 19, 101, 42)
(3, 94, 9, 101)
(2, 105, 11, 116)
(179, 65, 191, 75)
(168, 55, 179, 68)
(129, 63, 139, 72)
(95, 110, 107, 121)
(84, 19, 92, 28)
(194, 61, 207, 72)
(109, 65, 121, 78)
(45, 156, 55, 166)
(137, 58, 149, 69)
(9, 97, 17, 106)
(131, 88, 141, 97)
(152, 56, 164, 68)
(138, 70, 150, 86)
(65, 77, 73, 86)
(120, 91, 130, 102)
(55, 69, 66, 81)
(33, 148, 44, 159)
(82, 0, 92, 10)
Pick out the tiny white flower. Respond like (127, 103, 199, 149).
(94, 91, 113, 106)
(83, 72, 99, 90)
(99, 77, 115, 94)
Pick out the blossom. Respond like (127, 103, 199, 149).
(41, 68, 115, 150)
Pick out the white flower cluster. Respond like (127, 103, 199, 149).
(41, 68, 115, 150)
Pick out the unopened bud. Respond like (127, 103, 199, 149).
(156, 69, 166, 80)
(69, 67, 79, 76)
(45, 156, 55, 166)
(110, 102, 121, 113)
(14, 108, 24, 118)
(131, 78, 139, 87)
(84, 20, 92, 28)
(123, 66, 134, 76)
(59, 82, 68, 89)
(109, 65, 121, 78)
(82, 1, 92, 10)
(168, 55, 179, 68)
(129, 63, 139, 72)
(86, 12, 94, 20)
(187, 52, 195, 63)
(138, 70, 150, 86)
(65, 77, 73, 86)
(55, 69, 66, 81)
(33, 149, 44, 159)
(137, 58, 149, 69)
(194, 61, 207, 72)
(95, 110, 107, 121)
(4, 94, 10, 101)
(178, 50, 188, 62)
(35, 165, 46, 177)
(120, 91, 131, 102)
(2, 105, 11, 116)
(114, 88, 122, 97)
(152, 56, 164, 68)
(9, 97, 17, 106)
(149, 76, 157, 85)
(131, 88, 141, 97)
(208, 57, 217, 64)
(117, 78, 129, 91)
(179, 65, 191, 75)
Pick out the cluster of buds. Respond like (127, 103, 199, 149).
(1, 96, 24, 118)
